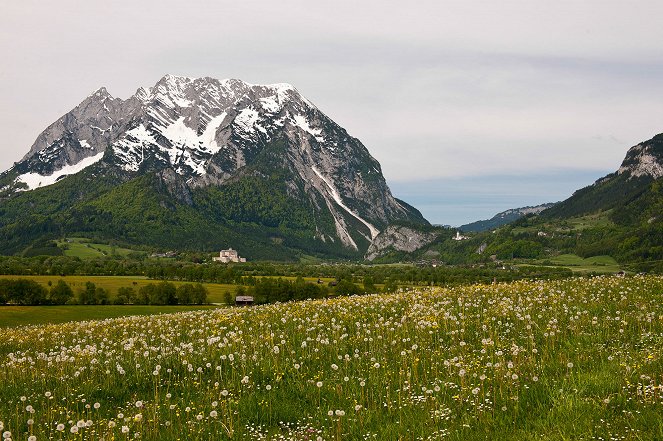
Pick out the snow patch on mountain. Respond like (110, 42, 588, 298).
(15, 151, 105, 191)
(292, 114, 324, 142)
(312, 166, 380, 240)
(113, 124, 156, 171)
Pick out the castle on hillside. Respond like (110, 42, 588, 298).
(213, 248, 246, 263)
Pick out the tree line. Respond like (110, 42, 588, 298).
(0, 279, 208, 306)
(229, 276, 400, 305)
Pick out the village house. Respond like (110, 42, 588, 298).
(235, 295, 254, 306)
(212, 248, 247, 263)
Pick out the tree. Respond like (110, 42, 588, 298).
(49, 280, 73, 304)
(1, 279, 48, 305)
(363, 276, 376, 293)
(115, 287, 136, 305)
(176, 284, 195, 304)
(95, 286, 110, 305)
(192, 283, 208, 304)
(154, 282, 177, 305)
(334, 279, 363, 296)
(78, 282, 97, 305)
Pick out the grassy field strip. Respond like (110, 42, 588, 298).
(0, 305, 222, 328)
(0, 275, 238, 303)
(528, 253, 621, 273)
(55, 238, 140, 258)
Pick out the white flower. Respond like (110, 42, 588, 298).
(241, 376, 249, 384)
(94, 402, 100, 409)
(316, 381, 323, 388)
(28, 436, 36, 441)
(210, 410, 218, 418)
(265, 385, 272, 391)
(56, 424, 65, 431)
(122, 426, 129, 434)
(335, 409, 345, 416)
(70, 426, 79, 434)
(135, 401, 143, 408)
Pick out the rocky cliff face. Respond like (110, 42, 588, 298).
(365, 225, 439, 261)
(616, 134, 663, 180)
(0, 75, 428, 255)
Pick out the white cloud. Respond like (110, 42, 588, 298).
(1, 0, 663, 185)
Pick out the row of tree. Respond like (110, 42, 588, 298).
(229, 276, 398, 305)
(0, 279, 208, 306)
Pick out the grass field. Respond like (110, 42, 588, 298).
(0, 275, 239, 304)
(0, 275, 661, 440)
(0, 305, 221, 328)
(55, 237, 142, 258)
(531, 253, 621, 273)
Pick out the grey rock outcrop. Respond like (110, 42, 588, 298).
(365, 225, 439, 261)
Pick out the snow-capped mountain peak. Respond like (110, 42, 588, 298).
(1, 75, 427, 251)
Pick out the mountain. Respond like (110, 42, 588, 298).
(459, 203, 557, 232)
(543, 134, 663, 220)
(537, 133, 663, 264)
(0, 75, 429, 259)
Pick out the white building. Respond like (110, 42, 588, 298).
(213, 248, 246, 263)
(452, 231, 468, 241)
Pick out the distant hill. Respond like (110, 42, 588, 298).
(459, 203, 557, 232)
(409, 133, 663, 271)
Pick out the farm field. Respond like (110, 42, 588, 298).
(0, 305, 221, 328)
(55, 238, 143, 258)
(528, 253, 622, 273)
(0, 275, 238, 304)
(0, 276, 662, 440)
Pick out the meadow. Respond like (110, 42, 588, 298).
(0, 276, 661, 440)
(0, 305, 220, 328)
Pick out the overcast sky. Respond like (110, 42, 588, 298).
(2, 0, 663, 225)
